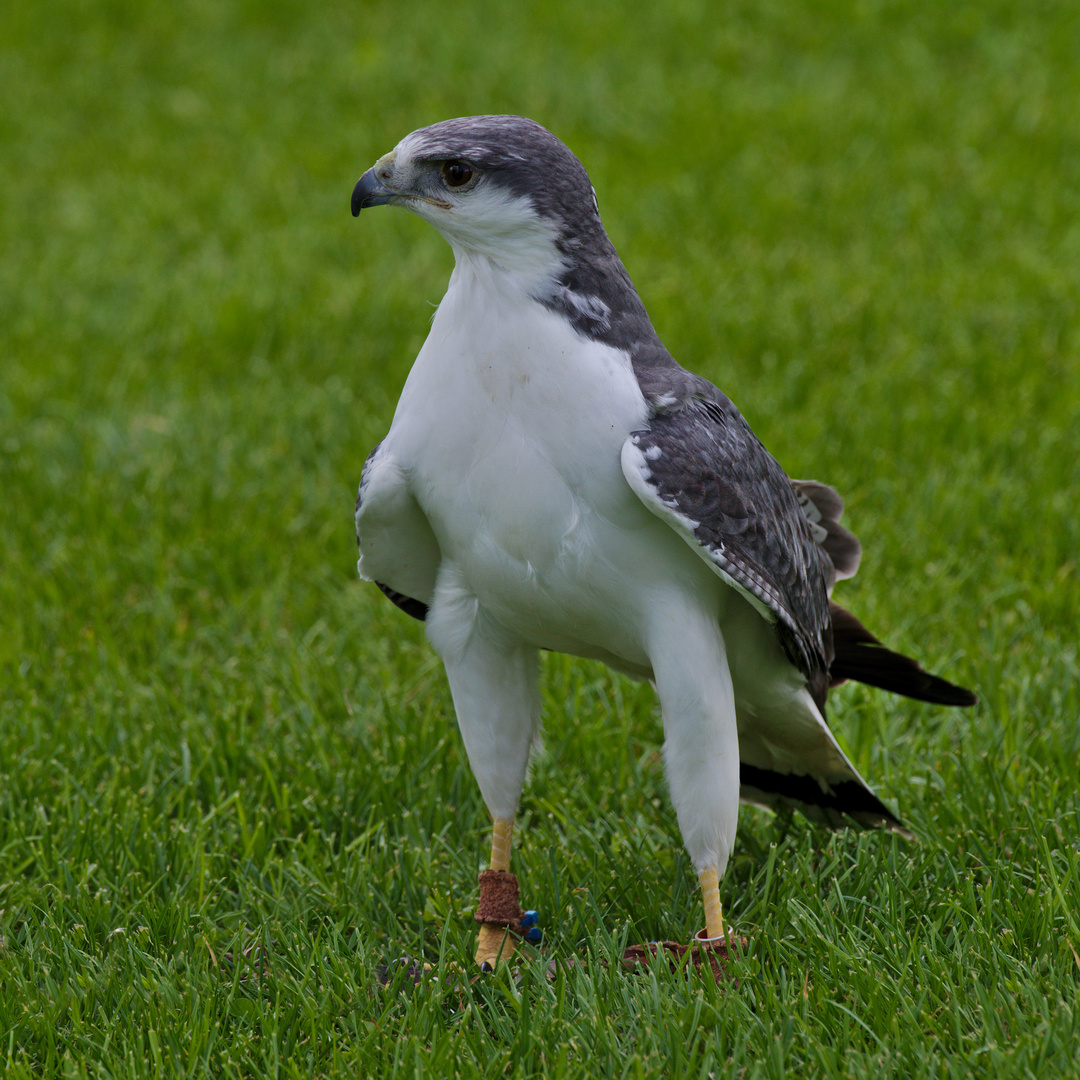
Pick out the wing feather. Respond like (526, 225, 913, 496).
(621, 386, 833, 697)
(356, 441, 439, 620)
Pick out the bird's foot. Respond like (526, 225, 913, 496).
(622, 930, 746, 985)
(474, 869, 543, 970)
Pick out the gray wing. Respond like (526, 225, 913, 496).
(621, 382, 834, 701)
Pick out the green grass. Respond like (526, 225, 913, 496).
(2, 0, 1079, 1075)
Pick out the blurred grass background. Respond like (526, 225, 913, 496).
(1, 0, 1078, 1076)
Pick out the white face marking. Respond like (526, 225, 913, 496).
(377, 134, 567, 298)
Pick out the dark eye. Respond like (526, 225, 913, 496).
(441, 161, 474, 188)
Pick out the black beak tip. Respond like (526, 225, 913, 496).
(352, 168, 393, 217)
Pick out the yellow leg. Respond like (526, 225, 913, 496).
(699, 866, 726, 941)
(475, 818, 516, 968)
(475, 922, 514, 967)
(489, 818, 512, 872)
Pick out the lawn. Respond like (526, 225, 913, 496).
(1, 0, 1078, 1076)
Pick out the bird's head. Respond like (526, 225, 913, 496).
(353, 115, 660, 352)
(352, 115, 610, 289)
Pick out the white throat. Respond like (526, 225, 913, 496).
(413, 189, 566, 301)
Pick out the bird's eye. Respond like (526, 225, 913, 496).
(441, 161, 474, 188)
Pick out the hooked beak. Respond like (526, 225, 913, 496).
(351, 166, 396, 216)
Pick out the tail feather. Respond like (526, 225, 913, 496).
(829, 602, 978, 707)
(740, 763, 907, 832)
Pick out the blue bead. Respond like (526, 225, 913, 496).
(519, 910, 539, 929)
(524, 927, 543, 944)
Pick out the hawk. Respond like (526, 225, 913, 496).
(350, 116, 975, 967)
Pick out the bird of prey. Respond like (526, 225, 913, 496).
(350, 116, 975, 968)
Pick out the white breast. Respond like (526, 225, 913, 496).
(381, 252, 668, 654)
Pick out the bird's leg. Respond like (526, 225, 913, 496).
(699, 864, 726, 941)
(426, 582, 540, 969)
(489, 816, 513, 873)
(646, 605, 739, 947)
(474, 817, 516, 967)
